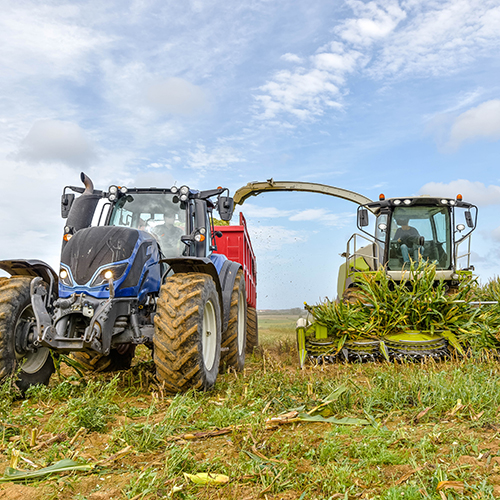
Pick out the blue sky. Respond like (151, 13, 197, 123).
(1, 0, 500, 308)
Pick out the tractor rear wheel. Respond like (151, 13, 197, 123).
(153, 273, 221, 392)
(0, 276, 54, 393)
(220, 269, 246, 372)
(246, 306, 259, 354)
(71, 345, 136, 373)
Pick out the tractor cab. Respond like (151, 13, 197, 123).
(339, 194, 478, 297)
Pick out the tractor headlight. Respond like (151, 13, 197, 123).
(90, 263, 128, 287)
(59, 268, 73, 286)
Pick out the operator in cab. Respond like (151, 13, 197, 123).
(394, 216, 423, 264)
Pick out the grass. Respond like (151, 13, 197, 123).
(1, 322, 500, 499)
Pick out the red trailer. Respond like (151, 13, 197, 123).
(214, 212, 258, 351)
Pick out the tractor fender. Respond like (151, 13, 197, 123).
(161, 257, 224, 319)
(0, 260, 58, 298)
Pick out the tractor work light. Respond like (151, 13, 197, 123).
(109, 185, 118, 194)
(109, 194, 117, 201)
(393, 199, 401, 205)
(119, 186, 128, 194)
(403, 199, 412, 205)
(441, 199, 448, 204)
(179, 194, 188, 202)
(179, 186, 189, 195)
(104, 270, 113, 280)
(449, 200, 456, 205)
(199, 227, 206, 235)
(171, 186, 179, 194)
(59, 267, 73, 286)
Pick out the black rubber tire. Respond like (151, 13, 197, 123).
(0, 276, 54, 393)
(246, 306, 259, 354)
(71, 345, 136, 373)
(220, 269, 247, 372)
(153, 273, 222, 392)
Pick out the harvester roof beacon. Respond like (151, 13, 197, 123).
(0, 173, 257, 394)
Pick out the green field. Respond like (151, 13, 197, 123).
(0, 315, 500, 499)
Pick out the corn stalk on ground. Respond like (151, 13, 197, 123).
(300, 262, 500, 365)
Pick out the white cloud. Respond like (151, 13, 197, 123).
(235, 204, 294, 219)
(419, 179, 500, 206)
(255, 68, 343, 120)
(281, 53, 304, 64)
(289, 208, 354, 226)
(337, 0, 406, 45)
(370, 0, 500, 78)
(186, 144, 244, 171)
(446, 100, 500, 150)
(0, 3, 110, 82)
(144, 77, 208, 116)
(132, 170, 175, 188)
(13, 120, 97, 168)
(256, 0, 500, 121)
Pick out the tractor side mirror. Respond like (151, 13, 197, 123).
(61, 193, 75, 218)
(218, 196, 234, 222)
(465, 210, 474, 228)
(357, 208, 369, 227)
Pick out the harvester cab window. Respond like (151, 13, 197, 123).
(388, 206, 451, 270)
(109, 193, 187, 258)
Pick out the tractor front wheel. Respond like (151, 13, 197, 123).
(220, 269, 246, 372)
(0, 276, 54, 393)
(153, 273, 222, 392)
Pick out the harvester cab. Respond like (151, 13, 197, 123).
(0, 173, 247, 393)
(340, 194, 478, 299)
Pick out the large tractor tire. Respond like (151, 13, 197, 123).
(153, 273, 222, 392)
(0, 276, 54, 393)
(246, 306, 259, 354)
(220, 269, 247, 372)
(71, 345, 136, 373)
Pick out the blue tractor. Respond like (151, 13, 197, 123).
(0, 173, 247, 393)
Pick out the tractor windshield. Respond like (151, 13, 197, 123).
(387, 206, 451, 270)
(109, 193, 187, 258)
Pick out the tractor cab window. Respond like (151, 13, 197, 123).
(109, 193, 187, 258)
(388, 206, 451, 270)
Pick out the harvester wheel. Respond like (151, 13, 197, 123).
(0, 276, 54, 393)
(220, 269, 246, 372)
(246, 306, 259, 354)
(153, 273, 221, 392)
(71, 345, 136, 373)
